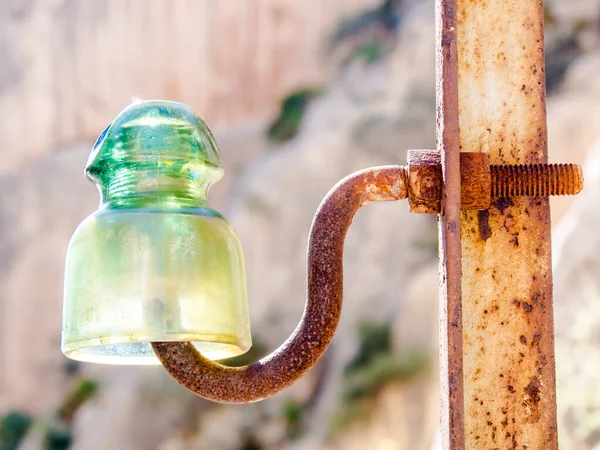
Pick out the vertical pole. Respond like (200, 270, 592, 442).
(436, 0, 465, 448)
(437, 0, 559, 448)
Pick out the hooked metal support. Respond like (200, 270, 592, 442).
(152, 166, 410, 403)
(153, 153, 582, 404)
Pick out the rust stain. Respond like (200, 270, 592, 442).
(477, 210, 492, 241)
(460, 152, 491, 210)
(523, 376, 542, 423)
(494, 197, 514, 214)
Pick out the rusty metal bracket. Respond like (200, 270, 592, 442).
(407, 150, 582, 214)
(152, 166, 409, 403)
(153, 155, 582, 405)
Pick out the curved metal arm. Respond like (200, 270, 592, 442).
(152, 165, 409, 403)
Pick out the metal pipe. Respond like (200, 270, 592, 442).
(435, 0, 465, 446)
(454, 0, 558, 448)
(151, 165, 409, 403)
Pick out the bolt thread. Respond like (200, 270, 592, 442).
(490, 164, 583, 198)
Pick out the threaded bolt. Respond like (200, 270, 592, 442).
(490, 163, 583, 198)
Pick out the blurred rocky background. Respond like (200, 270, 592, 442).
(0, 0, 599, 449)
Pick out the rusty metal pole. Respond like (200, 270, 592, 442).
(437, 0, 558, 448)
(436, 0, 465, 447)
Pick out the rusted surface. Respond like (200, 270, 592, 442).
(152, 166, 409, 403)
(436, 0, 465, 447)
(460, 153, 491, 210)
(408, 149, 443, 213)
(456, 0, 558, 448)
(407, 150, 582, 214)
(146, 142, 581, 405)
(491, 163, 583, 198)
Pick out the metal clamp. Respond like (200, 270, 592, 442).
(152, 155, 582, 403)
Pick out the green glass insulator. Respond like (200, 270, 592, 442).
(61, 100, 251, 365)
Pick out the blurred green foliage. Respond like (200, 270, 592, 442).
(330, 0, 401, 66)
(0, 378, 99, 450)
(331, 0, 401, 46)
(0, 412, 33, 450)
(267, 88, 322, 143)
(44, 428, 73, 450)
(344, 351, 428, 401)
(333, 321, 428, 431)
(58, 378, 99, 423)
(345, 321, 394, 374)
(347, 41, 385, 65)
(283, 400, 304, 439)
(268, 1, 404, 144)
(330, 401, 371, 432)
